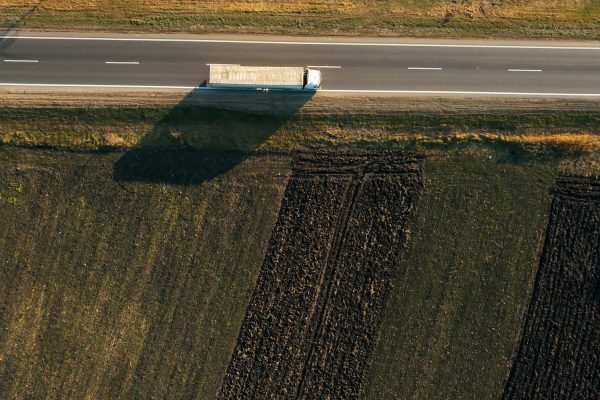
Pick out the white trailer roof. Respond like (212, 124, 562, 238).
(209, 65, 304, 87)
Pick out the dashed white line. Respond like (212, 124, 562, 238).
(407, 67, 442, 70)
(3, 36, 600, 50)
(508, 69, 542, 72)
(105, 61, 139, 65)
(4, 59, 38, 63)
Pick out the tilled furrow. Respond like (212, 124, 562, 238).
(219, 151, 423, 399)
(502, 176, 600, 400)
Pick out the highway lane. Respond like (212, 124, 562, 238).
(0, 33, 599, 97)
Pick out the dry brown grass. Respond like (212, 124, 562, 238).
(490, 133, 600, 152)
(2, 0, 597, 38)
(0, 0, 371, 13)
(423, 0, 591, 19)
(3, 0, 592, 18)
(0, 0, 600, 23)
(3, 0, 345, 13)
(1, 105, 599, 155)
(417, 132, 600, 153)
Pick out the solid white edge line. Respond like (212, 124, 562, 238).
(0, 83, 197, 89)
(2, 36, 600, 50)
(307, 65, 342, 69)
(508, 69, 542, 72)
(105, 61, 140, 65)
(0, 83, 599, 97)
(407, 67, 442, 70)
(319, 89, 600, 97)
(4, 59, 39, 63)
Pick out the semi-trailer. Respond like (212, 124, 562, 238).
(208, 64, 322, 90)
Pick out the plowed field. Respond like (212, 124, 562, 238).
(502, 175, 600, 399)
(218, 151, 422, 399)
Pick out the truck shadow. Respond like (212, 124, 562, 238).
(0, 0, 45, 54)
(112, 88, 314, 185)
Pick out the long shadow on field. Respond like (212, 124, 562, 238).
(0, 0, 45, 54)
(113, 88, 314, 185)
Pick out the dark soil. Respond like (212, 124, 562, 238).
(218, 151, 423, 399)
(502, 175, 600, 399)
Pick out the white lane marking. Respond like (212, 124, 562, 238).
(105, 61, 139, 65)
(0, 83, 599, 97)
(206, 63, 239, 66)
(407, 67, 442, 70)
(0, 83, 197, 89)
(320, 89, 600, 97)
(508, 69, 542, 72)
(2, 36, 600, 50)
(4, 59, 39, 63)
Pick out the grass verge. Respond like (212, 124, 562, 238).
(1, 106, 599, 155)
(1, 1, 599, 39)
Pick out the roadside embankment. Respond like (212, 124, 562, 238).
(2, 89, 600, 114)
(1, 1, 598, 40)
(1, 90, 599, 158)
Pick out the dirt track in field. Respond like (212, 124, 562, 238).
(502, 175, 600, 399)
(218, 151, 422, 399)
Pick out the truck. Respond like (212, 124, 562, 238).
(208, 64, 321, 90)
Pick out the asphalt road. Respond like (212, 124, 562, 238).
(0, 32, 599, 97)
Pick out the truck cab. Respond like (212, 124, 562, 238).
(304, 68, 322, 90)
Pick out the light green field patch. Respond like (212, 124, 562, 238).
(363, 153, 555, 400)
(0, 149, 288, 400)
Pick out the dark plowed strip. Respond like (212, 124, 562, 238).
(296, 173, 422, 399)
(218, 175, 352, 398)
(552, 175, 600, 201)
(502, 176, 600, 400)
(218, 151, 422, 399)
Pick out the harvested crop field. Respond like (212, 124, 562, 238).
(502, 175, 600, 399)
(1, 97, 598, 399)
(363, 154, 556, 400)
(1, 0, 598, 39)
(219, 151, 423, 399)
